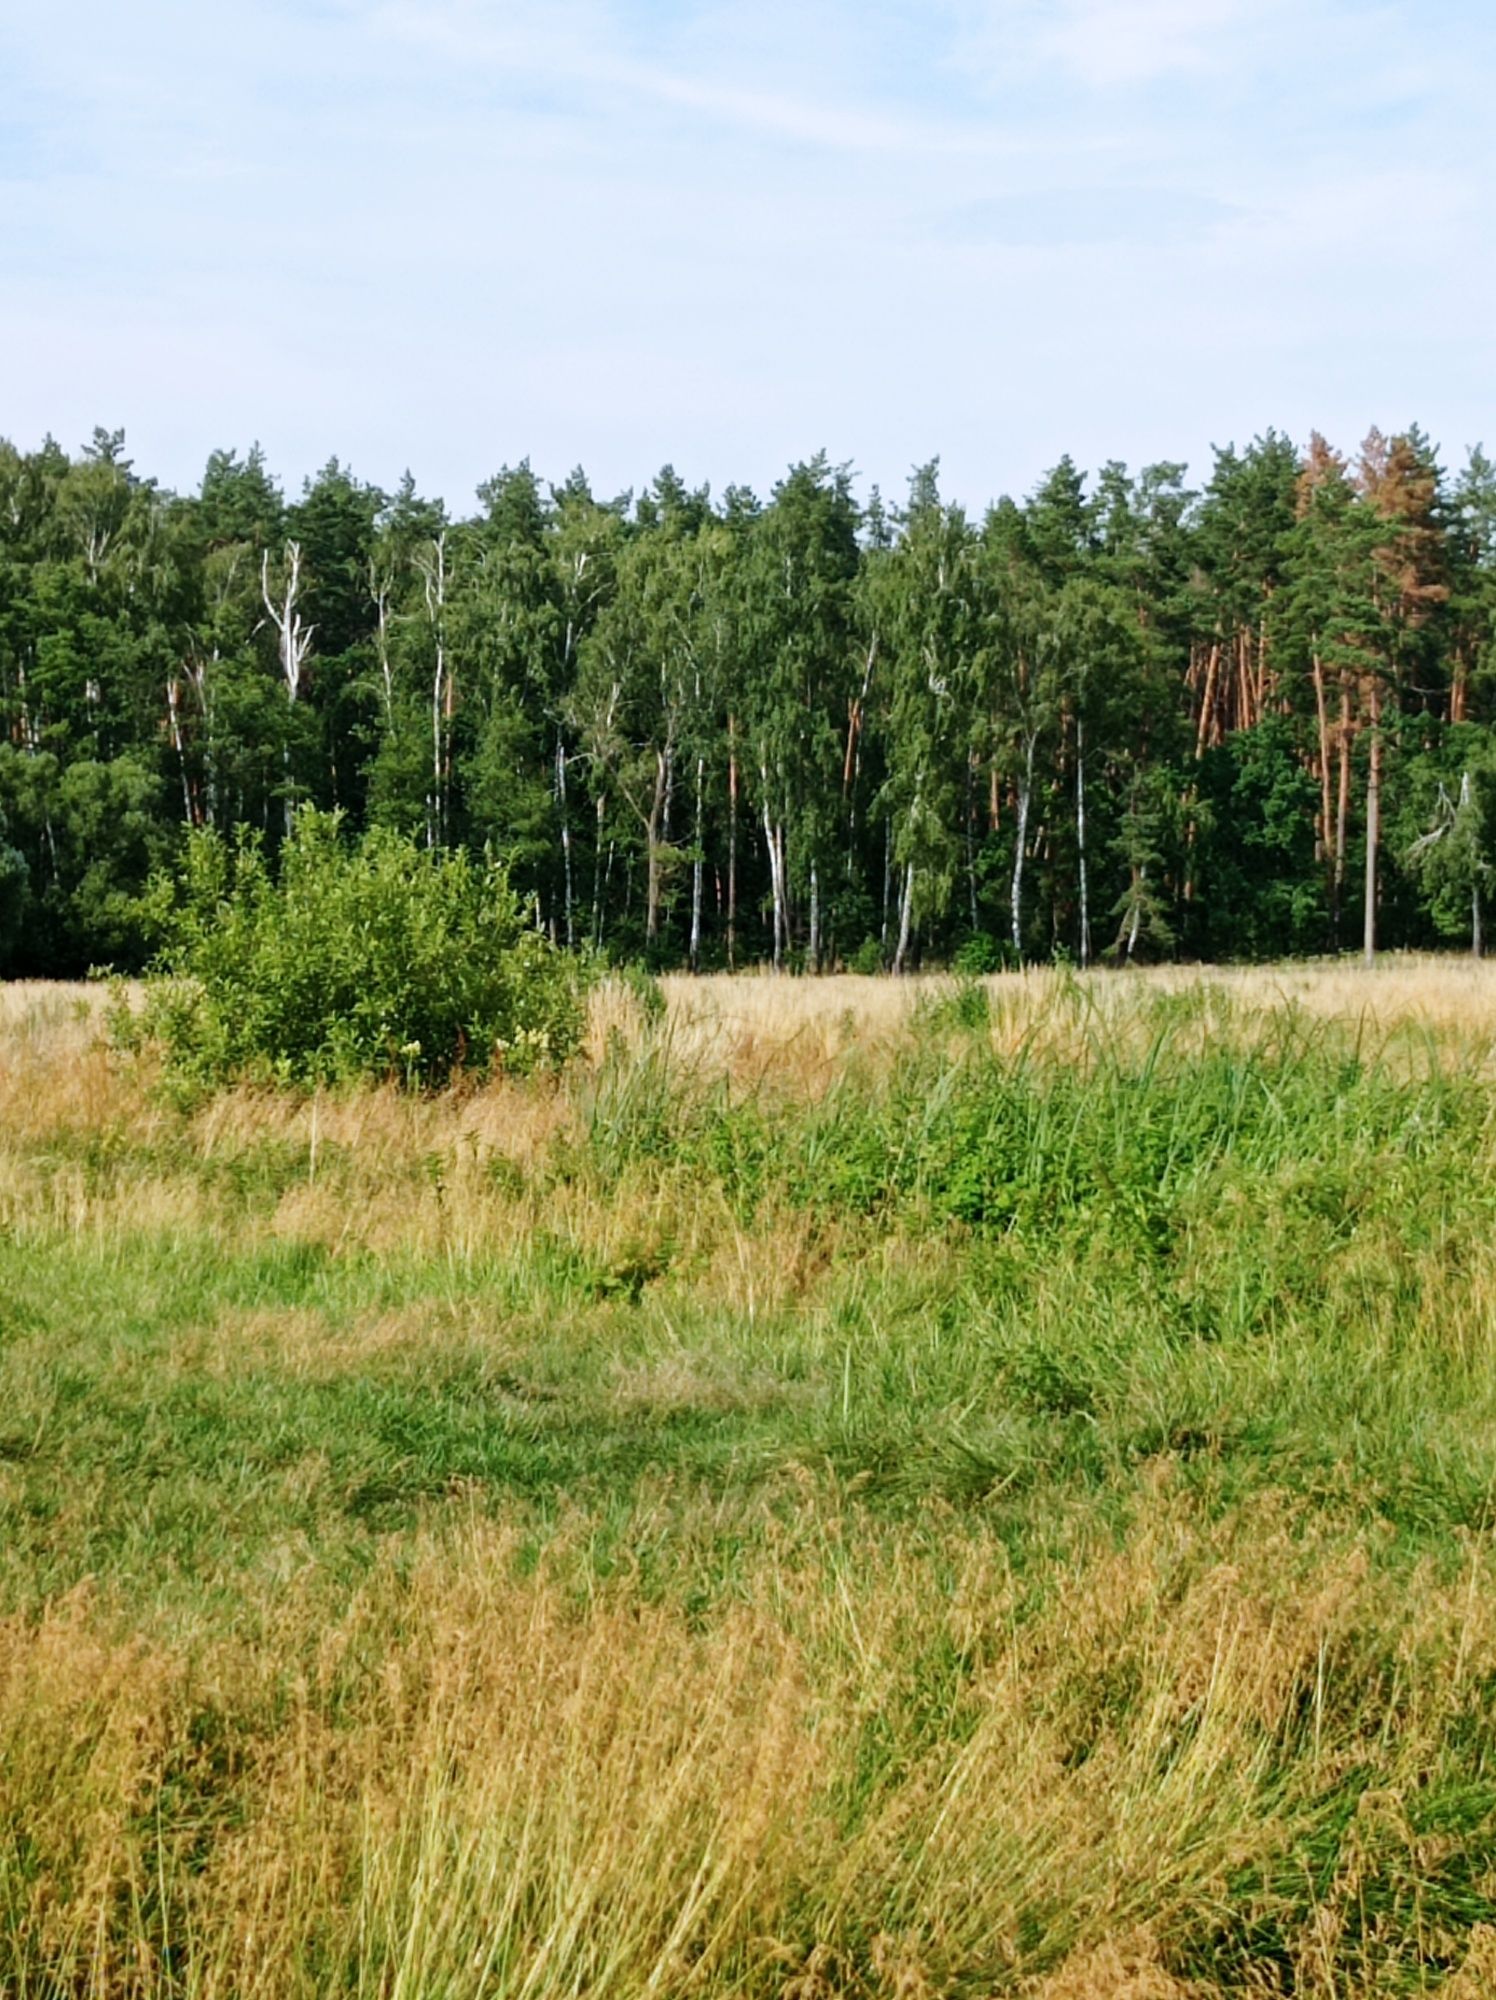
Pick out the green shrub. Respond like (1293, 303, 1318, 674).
(130, 812, 586, 1089)
(952, 932, 1006, 975)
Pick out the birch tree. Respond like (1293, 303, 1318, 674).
(874, 463, 975, 974)
(739, 457, 859, 969)
(259, 539, 314, 831)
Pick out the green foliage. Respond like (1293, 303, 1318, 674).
(0, 745, 168, 971)
(1403, 749, 1496, 947)
(7, 422, 1496, 971)
(135, 810, 586, 1088)
(582, 995, 1482, 1286)
(0, 794, 26, 969)
(912, 974, 992, 1035)
(951, 932, 1006, 974)
(1192, 720, 1326, 957)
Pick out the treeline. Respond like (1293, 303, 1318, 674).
(2, 424, 1495, 976)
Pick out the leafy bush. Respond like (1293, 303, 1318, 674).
(951, 932, 1006, 975)
(130, 812, 586, 1089)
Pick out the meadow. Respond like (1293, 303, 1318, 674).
(5, 962, 1496, 1996)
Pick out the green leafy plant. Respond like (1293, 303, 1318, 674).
(913, 975, 992, 1035)
(130, 811, 586, 1089)
(952, 932, 1007, 975)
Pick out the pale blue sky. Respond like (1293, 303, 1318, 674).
(3, 0, 1491, 509)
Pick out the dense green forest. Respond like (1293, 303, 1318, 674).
(2, 424, 1494, 976)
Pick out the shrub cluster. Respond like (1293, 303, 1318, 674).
(128, 811, 585, 1089)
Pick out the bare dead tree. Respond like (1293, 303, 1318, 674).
(261, 540, 315, 831)
(414, 531, 449, 847)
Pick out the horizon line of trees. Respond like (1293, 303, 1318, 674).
(3, 422, 1496, 978)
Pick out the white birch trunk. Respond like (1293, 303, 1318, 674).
(1363, 683, 1381, 968)
(689, 753, 704, 971)
(1011, 732, 1035, 958)
(556, 733, 575, 950)
(416, 533, 448, 849)
(1076, 712, 1090, 969)
(261, 540, 314, 834)
(892, 859, 916, 976)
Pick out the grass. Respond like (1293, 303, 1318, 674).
(6, 963, 1496, 1993)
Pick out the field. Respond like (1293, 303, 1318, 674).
(6, 962, 1496, 1997)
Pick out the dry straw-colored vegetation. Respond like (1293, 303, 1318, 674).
(6, 960, 1496, 1996)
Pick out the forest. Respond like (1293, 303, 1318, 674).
(2, 422, 1493, 976)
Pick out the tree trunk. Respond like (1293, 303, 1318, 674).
(416, 533, 449, 848)
(689, 753, 704, 972)
(167, 677, 195, 827)
(1334, 677, 1352, 946)
(1126, 865, 1144, 962)
(763, 796, 785, 971)
(1076, 714, 1090, 969)
(1363, 678, 1381, 967)
(430, 656, 444, 848)
(1194, 641, 1220, 758)
(808, 860, 820, 974)
(1011, 733, 1035, 959)
(892, 859, 916, 976)
(880, 820, 892, 953)
(843, 636, 877, 887)
(263, 542, 313, 839)
(556, 733, 575, 950)
(592, 798, 608, 949)
(1255, 608, 1271, 718)
(775, 822, 788, 969)
(17, 658, 36, 752)
(646, 749, 668, 946)
(1311, 648, 1333, 885)
(372, 579, 394, 726)
(726, 720, 738, 971)
(189, 657, 218, 826)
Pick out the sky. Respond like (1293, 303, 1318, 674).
(3, 0, 1493, 514)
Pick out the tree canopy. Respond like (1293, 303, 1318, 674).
(4, 425, 1496, 974)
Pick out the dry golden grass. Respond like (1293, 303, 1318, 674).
(6, 1498, 1496, 1997)
(5, 960, 1496, 1994)
(2, 955, 1494, 1281)
(660, 956, 1496, 1082)
(8, 951, 1496, 1135)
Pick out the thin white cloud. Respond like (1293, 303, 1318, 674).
(2, 0, 1493, 511)
(363, 0, 1037, 158)
(1043, 0, 1250, 85)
